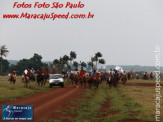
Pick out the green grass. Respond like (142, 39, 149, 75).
(0, 76, 68, 101)
(57, 79, 162, 122)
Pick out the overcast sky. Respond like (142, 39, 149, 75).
(0, 0, 163, 66)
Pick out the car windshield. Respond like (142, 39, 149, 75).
(50, 75, 62, 79)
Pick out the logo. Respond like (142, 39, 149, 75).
(2, 105, 33, 121)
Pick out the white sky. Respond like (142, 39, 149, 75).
(0, 0, 163, 66)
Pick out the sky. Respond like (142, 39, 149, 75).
(0, 0, 163, 66)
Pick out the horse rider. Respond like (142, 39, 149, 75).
(10, 71, 16, 81)
(44, 68, 49, 75)
(38, 68, 43, 76)
(52, 69, 56, 74)
(150, 72, 153, 79)
(30, 68, 35, 75)
(27, 69, 31, 77)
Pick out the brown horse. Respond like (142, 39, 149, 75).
(121, 75, 127, 86)
(94, 76, 101, 89)
(74, 74, 79, 88)
(80, 76, 87, 89)
(43, 74, 49, 86)
(22, 75, 30, 87)
(9, 75, 16, 84)
(106, 74, 113, 88)
(87, 76, 94, 89)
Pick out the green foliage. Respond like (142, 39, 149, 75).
(8, 53, 44, 75)
(99, 59, 105, 64)
(73, 61, 79, 69)
(80, 61, 86, 68)
(0, 45, 9, 75)
(70, 51, 77, 61)
(0, 45, 9, 57)
(0, 57, 9, 74)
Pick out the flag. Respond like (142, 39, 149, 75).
(71, 66, 75, 70)
(87, 65, 91, 71)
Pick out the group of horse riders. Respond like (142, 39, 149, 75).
(8, 67, 154, 88)
(67, 68, 129, 89)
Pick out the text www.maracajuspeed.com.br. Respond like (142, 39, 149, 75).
(3, 12, 94, 20)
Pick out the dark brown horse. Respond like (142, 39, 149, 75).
(43, 73, 49, 86)
(87, 76, 94, 89)
(37, 74, 44, 87)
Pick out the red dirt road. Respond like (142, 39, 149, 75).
(0, 84, 85, 122)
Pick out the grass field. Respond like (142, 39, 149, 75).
(0, 76, 68, 101)
(0, 76, 162, 121)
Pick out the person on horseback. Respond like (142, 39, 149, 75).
(91, 70, 96, 77)
(30, 68, 35, 74)
(150, 72, 153, 79)
(23, 72, 27, 82)
(37, 68, 44, 86)
(52, 69, 56, 74)
(62, 70, 66, 79)
(38, 68, 43, 75)
(79, 68, 86, 88)
(11, 71, 16, 81)
(109, 68, 115, 75)
(44, 68, 49, 75)
(113, 69, 119, 88)
(27, 69, 31, 77)
(121, 71, 127, 85)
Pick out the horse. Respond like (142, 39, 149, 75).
(106, 74, 113, 88)
(80, 76, 87, 89)
(74, 74, 79, 88)
(94, 76, 101, 89)
(37, 74, 44, 87)
(113, 73, 119, 88)
(87, 76, 94, 89)
(43, 73, 49, 85)
(29, 74, 36, 82)
(9, 75, 16, 84)
(22, 75, 30, 87)
(69, 73, 74, 84)
(121, 75, 127, 86)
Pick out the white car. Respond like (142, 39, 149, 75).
(49, 74, 64, 88)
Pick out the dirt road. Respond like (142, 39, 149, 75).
(0, 84, 85, 122)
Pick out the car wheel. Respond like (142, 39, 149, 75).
(61, 83, 64, 88)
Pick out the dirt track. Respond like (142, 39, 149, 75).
(0, 84, 85, 122)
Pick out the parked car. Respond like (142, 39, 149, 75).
(49, 74, 64, 88)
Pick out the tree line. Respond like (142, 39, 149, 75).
(0, 45, 105, 75)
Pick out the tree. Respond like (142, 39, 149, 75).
(53, 59, 60, 73)
(99, 59, 105, 65)
(73, 61, 79, 69)
(0, 57, 9, 74)
(29, 53, 43, 70)
(62, 55, 70, 65)
(70, 51, 77, 61)
(94, 52, 102, 69)
(99, 59, 105, 69)
(70, 51, 77, 66)
(0, 45, 9, 75)
(80, 61, 86, 69)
